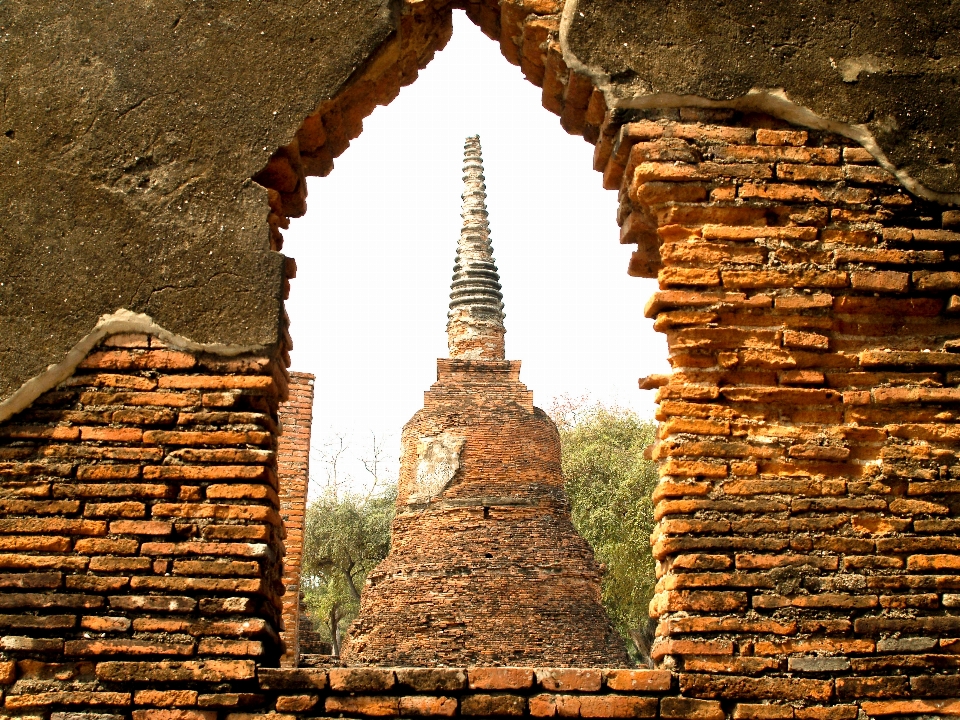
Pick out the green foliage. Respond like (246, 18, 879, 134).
(301, 485, 396, 655)
(553, 400, 658, 662)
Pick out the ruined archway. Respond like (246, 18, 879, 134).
(1, 0, 960, 717)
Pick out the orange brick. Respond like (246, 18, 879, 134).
(79, 350, 197, 371)
(776, 164, 843, 182)
(578, 696, 657, 719)
(756, 128, 808, 146)
(133, 711, 216, 720)
(142, 430, 271, 446)
(659, 267, 721, 287)
(740, 183, 825, 202)
(398, 696, 458, 717)
(733, 704, 794, 720)
(850, 270, 909, 293)
(535, 669, 601, 692)
(782, 330, 829, 351)
(468, 667, 534, 690)
(80, 427, 143, 443)
(661, 698, 724, 720)
(133, 690, 200, 707)
(861, 700, 960, 716)
(275, 696, 320, 712)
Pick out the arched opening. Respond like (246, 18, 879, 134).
(268, 6, 669, 665)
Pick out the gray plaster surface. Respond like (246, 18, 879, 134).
(0, 0, 395, 400)
(566, 0, 960, 196)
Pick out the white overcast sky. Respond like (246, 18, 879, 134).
(283, 11, 668, 491)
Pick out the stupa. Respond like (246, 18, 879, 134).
(339, 136, 628, 667)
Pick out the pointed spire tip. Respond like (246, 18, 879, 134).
(446, 136, 506, 360)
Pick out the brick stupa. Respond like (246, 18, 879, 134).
(340, 136, 628, 667)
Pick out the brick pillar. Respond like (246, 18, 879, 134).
(602, 109, 960, 709)
(277, 371, 314, 667)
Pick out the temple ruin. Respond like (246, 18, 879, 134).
(341, 137, 627, 667)
(1, 0, 959, 718)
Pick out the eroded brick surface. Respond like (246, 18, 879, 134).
(340, 359, 628, 666)
(0, 334, 287, 709)
(604, 109, 960, 711)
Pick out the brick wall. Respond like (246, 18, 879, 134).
(602, 109, 960, 711)
(277, 373, 315, 667)
(0, 333, 290, 712)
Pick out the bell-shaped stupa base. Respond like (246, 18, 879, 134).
(339, 360, 629, 667)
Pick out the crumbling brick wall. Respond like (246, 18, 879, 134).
(603, 108, 960, 710)
(0, 333, 290, 709)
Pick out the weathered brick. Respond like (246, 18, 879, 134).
(468, 667, 534, 690)
(397, 696, 458, 717)
(96, 660, 256, 682)
(535, 668, 601, 692)
(661, 698, 724, 720)
(460, 694, 525, 717)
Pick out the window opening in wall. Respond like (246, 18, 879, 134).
(281, 10, 668, 664)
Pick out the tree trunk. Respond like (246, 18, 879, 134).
(330, 607, 341, 656)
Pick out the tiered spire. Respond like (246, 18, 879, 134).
(447, 135, 506, 360)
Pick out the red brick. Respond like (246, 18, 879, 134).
(96, 660, 256, 682)
(783, 330, 829, 351)
(77, 426, 143, 442)
(795, 707, 857, 720)
(197, 639, 263, 656)
(324, 695, 400, 717)
(603, 669, 671, 692)
(328, 668, 396, 692)
(84, 501, 146, 518)
(142, 430, 272, 446)
(661, 698, 724, 720)
(861, 700, 960, 716)
(659, 267, 721, 288)
(109, 520, 173, 535)
(275, 695, 319, 712)
(157, 375, 276, 391)
(5, 691, 132, 708)
(536, 668, 601, 692)
(79, 350, 197, 371)
(756, 128, 808, 146)
(398, 696, 458, 717)
(132, 711, 217, 720)
(65, 638, 195, 656)
(77, 464, 141, 480)
(850, 270, 909, 293)
(578, 696, 657, 719)
(733, 704, 794, 720)
(81, 615, 132, 632)
(468, 667, 534, 690)
(133, 689, 200, 706)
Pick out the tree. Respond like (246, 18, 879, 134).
(301, 431, 397, 655)
(550, 398, 658, 664)
(301, 486, 396, 655)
